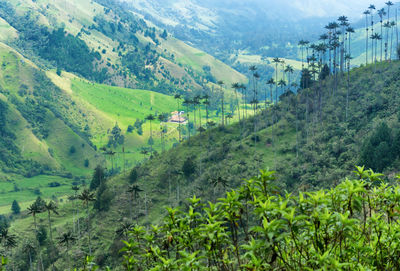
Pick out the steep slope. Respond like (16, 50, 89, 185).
(6, 60, 400, 269)
(125, 0, 334, 58)
(348, 2, 400, 66)
(0, 0, 246, 91)
(0, 41, 180, 212)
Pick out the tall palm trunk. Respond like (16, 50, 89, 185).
(301, 46, 304, 69)
(264, 87, 268, 110)
(275, 64, 278, 105)
(397, 9, 399, 57)
(221, 89, 225, 126)
(198, 103, 202, 128)
(243, 88, 247, 119)
(47, 211, 53, 243)
(386, 23, 390, 60)
(177, 100, 181, 142)
(186, 104, 190, 139)
(86, 202, 92, 255)
(390, 24, 394, 61)
(371, 13, 375, 63)
(346, 33, 352, 121)
(193, 103, 197, 130)
(366, 13, 369, 65)
(234, 90, 241, 120)
(205, 102, 209, 123)
(381, 20, 384, 61)
(148, 119, 153, 156)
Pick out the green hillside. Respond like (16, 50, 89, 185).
(3, 58, 400, 269)
(0, 0, 246, 92)
(0, 41, 248, 214)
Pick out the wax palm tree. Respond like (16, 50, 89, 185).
(27, 199, 45, 271)
(158, 114, 167, 152)
(210, 176, 228, 197)
(226, 113, 233, 125)
(253, 72, 260, 114)
(145, 114, 155, 155)
(116, 221, 133, 239)
(78, 189, 95, 255)
(27, 199, 45, 234)
(231, 82, 241, 120)
(304, 40, 310, 68)
(44, 201, 59, 243)
(396, 7, 399, 57)
(174, 94, 182, 142)
(319, 34, 329, 64)
(369, 5, 376, 63)
(331, 36, 340, 94)
(140, 149, 149, 160)
(345, 53, 352, 121)
(0, 228, 17, 251)
(22, 241, 35, 271)
(266, 78, 275, 107)
(217, 80, 225, 126)
(58, 231, 76, 251)
(378, 8, 386, 61)
(384, 21, 391, 60)
(364, 10, 371, 64)
(249, 65, 257, 95)
(272, 58, 281, 103)
(71, 185, 80, 234)
(284, 65, 294, 93)
(182, 98, 191, 139)
(248, 66, 257, 114)
(338, 15, 349, 72)
(280, 59, 286, 83)
(239, 83, 247, 118)
(278, 79, 287, 97)
(371, 33, 377, 63)
(57, 231, 76, 265)
(325, 22, 337, 73)
(390, 21, 396, 60)
(0, 228, 16, 266)
(202, 94, 210, 123)
(127, 184, 143, 222)
(346, 27, 355, 61)
(193, 95, 202, 129)
(386, 2, 394, 57)
(386, 1, 394, 20)
(298, 40, 308, 69)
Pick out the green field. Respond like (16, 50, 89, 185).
(70, 79, 177, 128)
(0, 175, 74, 214)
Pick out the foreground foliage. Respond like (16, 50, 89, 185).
(122, 167, 400, 270)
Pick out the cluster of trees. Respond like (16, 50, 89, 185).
(362, 2, 399, 64)
(0, 98, 45, 177)
(0, 165, 114, 270)
(0, 2, 109, 82)
(120, 168, 400, 270)
(360, 122, 400, 171)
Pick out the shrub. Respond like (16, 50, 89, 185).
(69, 146, 76, 154)
(11, 200, 20, 214)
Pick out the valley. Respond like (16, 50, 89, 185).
(0, 0, 400, 270)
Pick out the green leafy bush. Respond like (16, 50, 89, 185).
(121, 167, 400, 270)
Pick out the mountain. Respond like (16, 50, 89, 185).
(124, 0, 334, 59)
(0, 0, 246, 91)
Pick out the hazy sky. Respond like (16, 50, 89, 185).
(291, 0, 389, 19)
